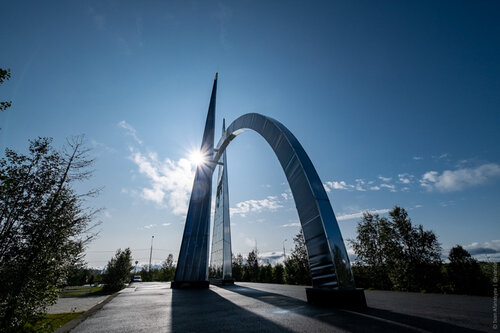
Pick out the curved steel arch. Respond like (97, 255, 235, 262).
(214, 113, 355, 290)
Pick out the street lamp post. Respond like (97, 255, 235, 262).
(149, 236, 154, 272)
(283, 239, 287, 261)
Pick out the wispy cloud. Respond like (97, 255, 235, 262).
(129, 148, 195, 215)
(118, 120, 143, 145)
(337, 209, 390, 221)
(162, 223, 171, 227)
(413, 156, 423, 160)
(398, 173, 414, 184)
(380, 183, 397, 192)
(230, 196, 283, 217)
(378, 176, 392, 182)
(281, 222, 300, 227)
(420, 163, 500, 192)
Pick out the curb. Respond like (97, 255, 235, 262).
(54, 292, 120, 333)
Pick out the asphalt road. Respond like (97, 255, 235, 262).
(71, 282, 494, 332)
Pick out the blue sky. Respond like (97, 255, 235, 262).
(1, 1, 499, 267)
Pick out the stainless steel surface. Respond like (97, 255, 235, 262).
(174, 75, 217, 283)
(209, 120, 233, 281)
(214, 113, 355, 290)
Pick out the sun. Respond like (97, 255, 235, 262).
(189, 150, 206, 166)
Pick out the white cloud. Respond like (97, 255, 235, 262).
(281, 222, 300, 227)
(118, 120, 143, 144)
(413, 156, 423, 160)
(245, 238, 256, 247)
(323, 180, 357, 191)
(438, 153, 449, 159)
(130, 149, 196, 215)
(420, 163, 500, 192)
(337, 208, 390, 221)
(463, 240, 500, 257)
(380, 183, 397, 192)
(162, 223, 171, 227)
(143, 224, 156, 229)
(230, 196, 283, 217)
(369, 186, 380, 191)
(398, 173, 413, 184)
(378, 176, 392, 182)
(355, 179, 366, 191)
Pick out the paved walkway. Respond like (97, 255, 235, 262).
(71, 282, 493, 332)
(47, 295, 110, 314)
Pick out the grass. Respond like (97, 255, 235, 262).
(23, 312, 84, 332)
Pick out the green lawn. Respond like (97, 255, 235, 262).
(23, 312, 84, 332)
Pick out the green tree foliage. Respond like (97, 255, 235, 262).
(0, 137, 99, 331)
(245, 249, 259, 282)
(232, 253, 243, 281)
(259, 264, 273, 283)
(0, 67, 12, 111)
(284, 230, 312, 285)
(446, 245, 489, 295)
(102, 248, 133, 292)
(160, 254, 175, 281)
(65, 265, 92, 287)
(350, 206, 442, 292)
(272, 264, 284, 284)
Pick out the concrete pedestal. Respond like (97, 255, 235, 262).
(210, 279, 235, 286)
(306, 288, 367, 308)
(171, 281, 210, 289)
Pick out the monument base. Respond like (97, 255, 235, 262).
(306, 288, 367, 309)
(171, 281, 210, 289)
(209, 278, 235, 286)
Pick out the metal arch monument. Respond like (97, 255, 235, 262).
(172, 74, 366, 307)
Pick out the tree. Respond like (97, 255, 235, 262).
(259, 264, 273, 283)
(349, 206, 442, 292)
(284, 230, 311, 285)
(0, 137, 99, 331)
(245, 249, 259, 282)
(160, 254, 175, 281)
(102, 248, 133, 291)
(446, 245, 488, 295)
(232, 253, 243, 281)
(0, 67, 12, 111)
(349, 212, 394, 290)
(272, 264, 284, 284)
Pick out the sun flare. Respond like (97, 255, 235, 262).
(189, 150, 206, 166)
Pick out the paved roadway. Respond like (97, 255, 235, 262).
(71, 282, 493, 332)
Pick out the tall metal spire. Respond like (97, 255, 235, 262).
(209, 117, 233, 284)
(173, 74, 218, 288)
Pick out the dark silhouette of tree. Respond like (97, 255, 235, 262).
(0, 137, 99, 330)
(102, 248, 133, 291)
(272, 263, 284, 284)
(232, 253, 243, 281)
(245, 249, 259, 282)
(259, 264, 273, 283)
(284, 230, 311, 285)
(0, 68, 12, 111)
(446, 245, 489, 295)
